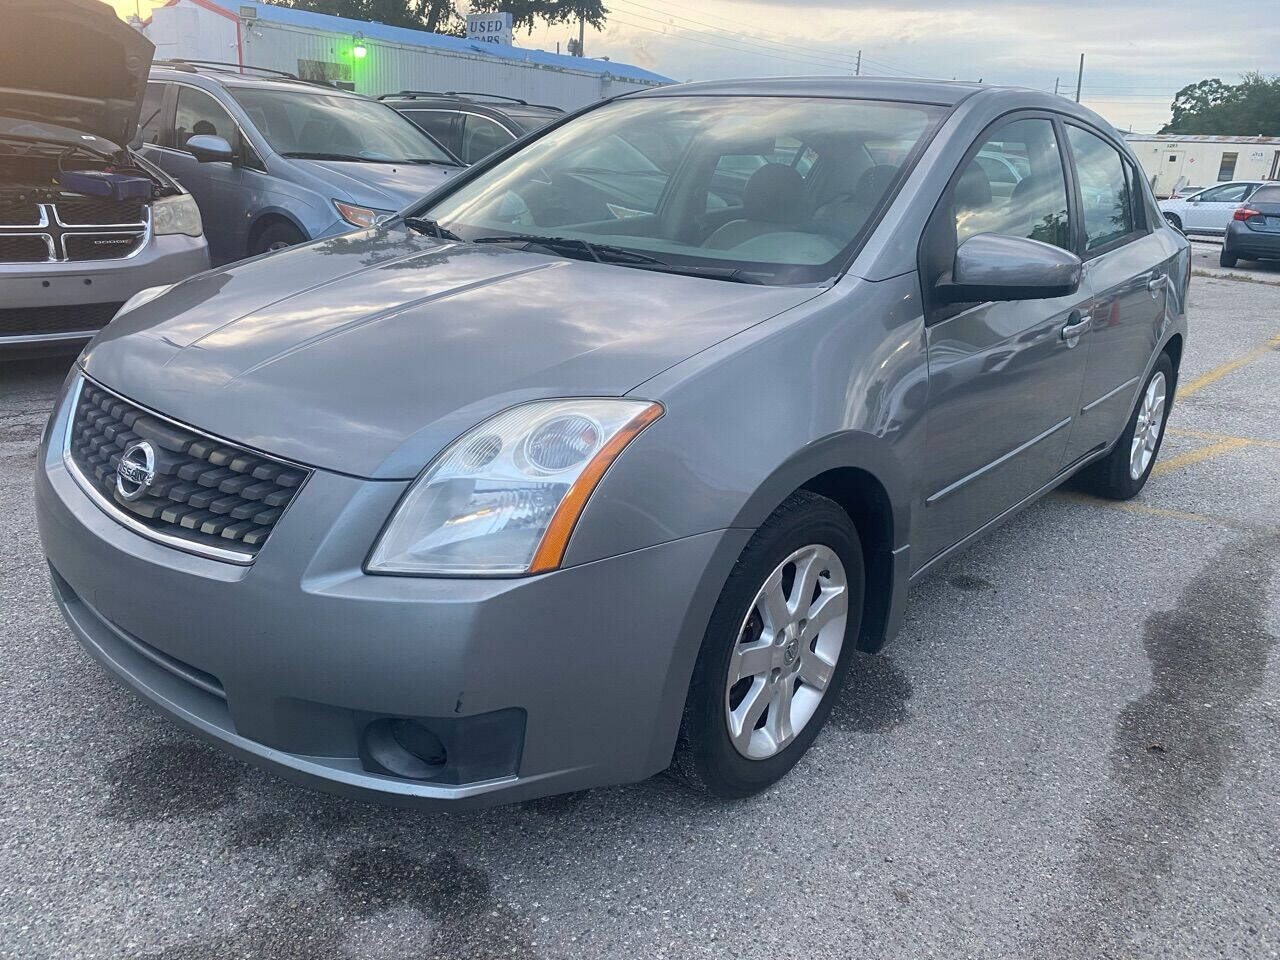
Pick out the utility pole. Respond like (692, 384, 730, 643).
(1053, 77, 1059, 96)
(1075, 53, 1084, 103)
(578, 14, 585, 58)
(855, 50, 861, 76)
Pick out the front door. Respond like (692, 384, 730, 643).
(1062, 124, 1170, 461)
(917, 115, 1091, 564)
(159, 85, 251, 264)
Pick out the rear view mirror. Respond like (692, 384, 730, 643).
(187, 134, 233, 163)
(935, 233, 1082, 303)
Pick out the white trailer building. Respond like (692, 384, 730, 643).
(1125, 134, 1280, 197)
(143, 0, 671, 110)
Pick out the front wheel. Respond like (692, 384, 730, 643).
(1163, 213, 1183, 233)
(671, 491, 864, 798)
(251, 221, 306, 257)
(1076, 353, 1174, 500)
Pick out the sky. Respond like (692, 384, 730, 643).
(107, 0, 1279, 133)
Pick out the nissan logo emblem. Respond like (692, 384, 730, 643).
(116, 441, 156, 502)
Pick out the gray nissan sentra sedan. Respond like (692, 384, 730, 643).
(36, 77, 1189, 808)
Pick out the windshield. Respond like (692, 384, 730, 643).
(415, 95, 947, 285)
(229, 87, 455, 164)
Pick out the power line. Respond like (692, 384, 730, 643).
(607, 3, 872, 73)
(609, 0, 931, 79)
(605, 14, 859, 71)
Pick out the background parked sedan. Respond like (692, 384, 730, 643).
(1221, 182, 1280, 266)
(135, 62, 463, 264)
(1158, 180, 1267, 235)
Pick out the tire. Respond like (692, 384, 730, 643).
(1077, 352, 1175, 500)
(251, 221, 306, 257)
(1163, 213, 1182, 233)
(1219, 247, 1238, 268)
(671, 490, 865, 798)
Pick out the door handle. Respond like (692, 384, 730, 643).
(1147, 274, 1167, 297)
(1060, 314, 1092, 341)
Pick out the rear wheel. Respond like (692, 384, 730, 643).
(252, 221, 306, 257)
(1220, 246, 1238, 268)
(672, 491, 864, 798)
(1077, 353, 1174, 500)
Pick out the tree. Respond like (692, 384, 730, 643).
(284, 0, 465, 36)
(480, 0, 608, 34)
(1161, 74, 1280, 136)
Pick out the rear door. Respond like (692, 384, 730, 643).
(917, 115, 1091, 562)
(1062, 123, 1170, 462)
(1182, 181, 1253, 235)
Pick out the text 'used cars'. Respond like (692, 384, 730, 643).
(37, 77, 1189, 807)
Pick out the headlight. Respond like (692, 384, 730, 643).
(113, 283, 173, 320)
(334, 200, 395, 229)
(151, 194, 203, 237)
(368, 399, 663, 576)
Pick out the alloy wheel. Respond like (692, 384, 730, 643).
(724, 544, 848, 760)
(1130, 371, 1167, 480)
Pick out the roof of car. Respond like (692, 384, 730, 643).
(627, 76, 992, 106)
(150, 62, 368, 97)
(379, 91, 563, 114)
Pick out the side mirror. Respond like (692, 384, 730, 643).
(186, 134, 233, 163)
(935, 233, 1082, 304)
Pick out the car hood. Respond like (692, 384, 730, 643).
(293, 159, 459, 211)
(83, 226, 821, 479)
(0, 0, 153, 150)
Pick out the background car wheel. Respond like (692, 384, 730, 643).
(1220, 247, 1238, 268)
(671, 490, 864, 798)
(1076, 352, 1175, 500)
(1163, 213, 1182, 233)
(252, 221, 306, 256)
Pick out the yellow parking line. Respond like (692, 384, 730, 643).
(1179, 332, 1280, 397)
(1149, 437, 1250, 478)
(1052, 491, 1259, 532)
(1167, 427, 1280, 450)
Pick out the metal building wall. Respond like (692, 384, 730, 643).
(149, 6, 660, 110)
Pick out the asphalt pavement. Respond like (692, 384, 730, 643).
(1, 272, 1278, 959)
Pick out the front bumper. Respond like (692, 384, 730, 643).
(1, 233, 209, 347)
(36, 382, 744, 807)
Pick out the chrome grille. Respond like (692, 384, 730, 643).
(65, 378, 310, 563)
(0, 201, 147, 264)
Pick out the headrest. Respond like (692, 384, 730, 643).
(955, 163, 992, 209)
(852, 163, 898, 204)
(743, 163, 807, 224)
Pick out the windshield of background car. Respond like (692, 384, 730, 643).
(228, 88, 455, 164)
(417, 95, 948, 284)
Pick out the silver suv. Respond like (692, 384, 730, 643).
(1, 0, 209, 353)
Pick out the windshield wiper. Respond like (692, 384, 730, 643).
(406, 158, 459, 167)
(472, 233, 666, 266)
(471, 233, 763, 283)
(280, 151, 369, 162)
(403, 216, 463, 241)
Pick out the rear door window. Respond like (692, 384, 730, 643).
(1065, 125, 1139, 251)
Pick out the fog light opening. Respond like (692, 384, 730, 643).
(361, 718, 448, 781)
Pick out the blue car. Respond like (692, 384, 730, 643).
(135, 61, 463, 264)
